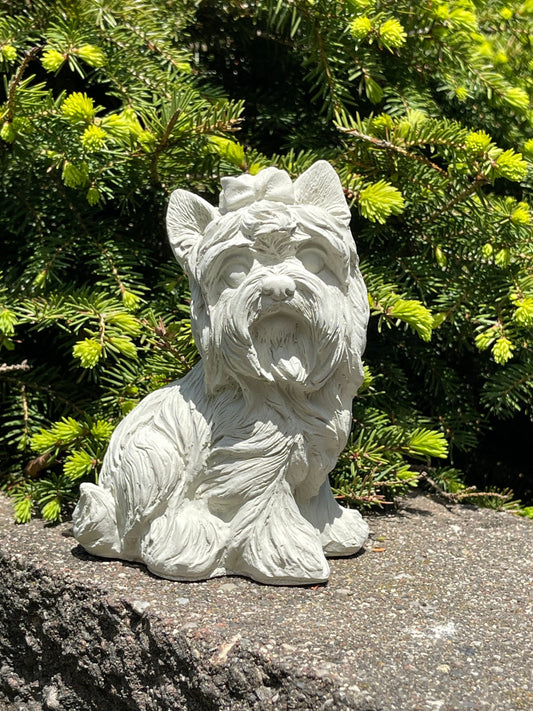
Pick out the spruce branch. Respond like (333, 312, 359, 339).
(25, 451, 52, 478)
(424, 174, 488, 224)
(420, 473, 514, 505)
(313, 24, 342, 116)
(20, 383, 29, 447)
(5, 46, 41, 123)
(122, 22, 191, 72)
(150, 109, 182, 185)
(338, 126, 449, 176)
(1, 376, 85, 415)
(58, 183, 128, 295)
(0, 360, 30, 373)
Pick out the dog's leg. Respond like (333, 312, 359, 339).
(297, 479, 369, 556)
(226, 478, 330, 585)
(72, 430, 182, 564)
(140, 499, 229, 581)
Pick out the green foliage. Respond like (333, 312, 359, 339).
(357, 180, 405, 224)
(0, 0, 233, 520)
(516, 506, 533, 519)
(1, 0, 532, 521)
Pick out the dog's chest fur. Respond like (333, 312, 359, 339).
(205, 385, 344, 506)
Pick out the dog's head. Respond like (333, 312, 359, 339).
(167, 162, 369, 395)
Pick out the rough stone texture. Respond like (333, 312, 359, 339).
(0, 492, 531, 711)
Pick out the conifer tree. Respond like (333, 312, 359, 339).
(1, 0, 531, 522)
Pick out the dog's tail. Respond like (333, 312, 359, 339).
(72, 483, 122, 559)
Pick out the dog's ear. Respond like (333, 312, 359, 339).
(294, 161, 350, 226)
(167, 189, 217, 273)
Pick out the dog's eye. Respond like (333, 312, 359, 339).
(223, 258, 252, 288)
(298, 247, 325, 274)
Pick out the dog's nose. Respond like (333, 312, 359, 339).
(261, 274, 296, 301)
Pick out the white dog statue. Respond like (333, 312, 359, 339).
(73, 161, 370, 585)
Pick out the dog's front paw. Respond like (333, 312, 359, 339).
(298, 480, 369, 556)
(321, 506, 369, 557)
(226, 481, 330, 585)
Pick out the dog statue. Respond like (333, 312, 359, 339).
(73, 161, 370, 585)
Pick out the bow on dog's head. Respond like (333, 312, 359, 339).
(167, 161, 351, 277)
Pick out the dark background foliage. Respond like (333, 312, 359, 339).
(1, 0, 532, 522)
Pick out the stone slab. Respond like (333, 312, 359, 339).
(0, 492, 531, 710)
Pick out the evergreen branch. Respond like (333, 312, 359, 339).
(25, 452, 52, 478)
(439, 291, 470, 324)
(0, 360, 30, 373)
(421, 473, 513, 504)
(150, 109, 182, 185)
(193, 117, 242, 136)
(96, 68, 134, 102)
(20, 383, 29, 447)
(424, 174, 488, 224)
(101, 36, 170, 95)
(485, 368, 533, 402)
(13, 189, 45, 239)
(99, 312, 106, 348)
(338, 127, 449, 176)
(36, 232, 78, 284)
(455, 490, 514, 501)
(122, 23, 190, 72)
(6, 46, 41, 123)
(1, 376, 85, 415)
(57, 182, 128, 294)
(335, 491, 396, 505)
(313, 24, 342, 116)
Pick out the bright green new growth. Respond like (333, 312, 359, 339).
(61, 92, 96, 123)
(1, 0, 532, 521)
(358, 181, 405, 224)
(349, 17, 372, 41)
(41, 47, 65, 72)
(378, 18, 407, 50)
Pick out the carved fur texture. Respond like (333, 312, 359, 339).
(73, 161, 370, 585)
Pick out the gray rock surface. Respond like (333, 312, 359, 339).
(0, 492, 531, 711)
